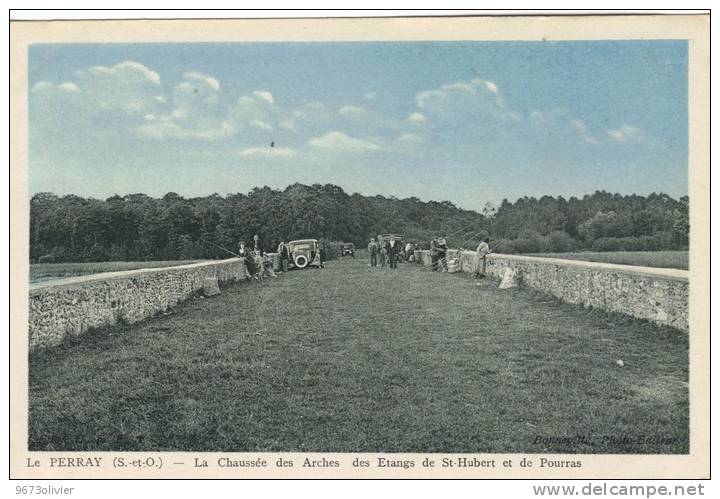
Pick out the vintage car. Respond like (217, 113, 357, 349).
(378, 234, 404, 244)
(341, 243, 355, 257)
(287, 239, 322, 269)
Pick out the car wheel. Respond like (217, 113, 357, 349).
(294, 255, 309, 269)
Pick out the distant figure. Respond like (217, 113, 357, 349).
(475, 238, 492, 278)
(388, 239, 398, 269)
(368, 238, 378, 267)
(379, 239, 387, 268)
(430, 237, 439, 271)
(239, 240, 254, 279)
(277, 241, 289, 273)
(253, 250, 264, 280)
(405, 241, 415, 262)
(318, 241, 326, 268)
(437, 237, 448, 272)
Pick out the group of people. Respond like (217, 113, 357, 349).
(238, 237, 327, 281)
(238, 235, 277, 280)
(238, 232, 491, 279)
(367, 238, 419, 269)
(413, 235, 494, 277)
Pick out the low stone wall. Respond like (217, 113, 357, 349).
(29, 258, 247, 350)
(414, 250, 689, 332)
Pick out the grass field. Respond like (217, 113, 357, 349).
(29, 257, 688, 453)
(30, 260, 203, 283)
(527, 251, 688, 270)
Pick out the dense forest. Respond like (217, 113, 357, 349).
(29, 184, 689, 263)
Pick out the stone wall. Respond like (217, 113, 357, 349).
(414, 250, 689, 332)
(29, 258, 247, 350)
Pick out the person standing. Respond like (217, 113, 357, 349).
(475, 237, 492, 278)
(277, 241, 289, 273)
(239, 240, 254, 280)
(368, 237, 378, 267)
(405, 241, 414, 262)
(253, 249, 263, 280)
(318, 241, 326, 268)
(379, 239, 387, 268)
(437, 237, 448, 272)
(430, 237, 439, 271)
(388, 239, 398, 269)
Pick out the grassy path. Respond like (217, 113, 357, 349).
(29, 257, 688, 453)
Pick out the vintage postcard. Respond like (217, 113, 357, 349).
(9, 14, 709, 479)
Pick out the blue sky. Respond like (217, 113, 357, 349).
(28, 41, 687, 211)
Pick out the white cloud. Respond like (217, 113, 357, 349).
(570, 119, 599, 144)
(31, 81, 52, 93)
(32, 81, 80, 95)
(415, 78, 506, 117)
(339, 105, 366, 116)
(397, 133, 421, 142)
(253, 90, 274, 105)
(74, 60, 162, 114)
(483, 81, 499, 93)
(183, 71, 220, 91)
(364, 92, 377, 100)
(288, 102, 334, 128)
(408, 112, 427, 123)
(391, 132, 424, 154)
(531, 110, 601, 144)
(239, 147, 296, 158)
(608, 124, 645, 142)
(58, 82, 80, 93)
(29, 80, 86, 137)
(308, 131, 380, 151)
(138, 119, 236, 140)
(279, 118, 296, 131)
(395, 133, 423, 148)
(77, 60, 160, 84)
(227, 94, 283, 134)
(569, 119, 588, 134)
(416, 89, 447, 109)
(136, 68, 234, 141)
(441, 82, 475, 94)
(135, 70, 241, 141)
(174, 77, 219, 115)
(249, 120, 274, 131)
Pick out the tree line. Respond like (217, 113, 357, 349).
(29, 184, 688, 263)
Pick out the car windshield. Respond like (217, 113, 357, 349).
(290, 242, 315, 251)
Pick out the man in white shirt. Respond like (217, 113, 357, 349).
(475, 238, 492, 278)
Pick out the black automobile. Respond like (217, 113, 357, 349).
(341, 243, 355, 257)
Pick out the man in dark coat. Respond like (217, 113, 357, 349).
(277, 241, 289, 272)
(387, 239, 399, 269)
(368, 238, 378, 267)
(318, 241, 326, 268)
